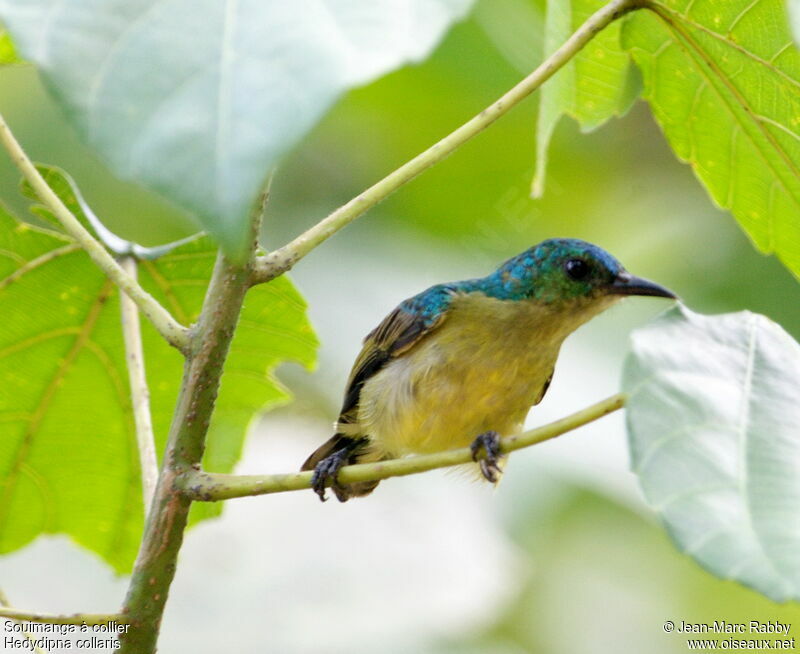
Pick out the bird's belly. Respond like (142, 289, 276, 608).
(358, 337, 557, 457)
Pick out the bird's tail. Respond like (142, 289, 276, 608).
(301, 433, 382, 499)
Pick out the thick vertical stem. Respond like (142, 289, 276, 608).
(117, 252, 252, 653)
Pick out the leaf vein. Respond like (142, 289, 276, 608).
(0, 280, 113, 539)
(727, 124, 740, 207)
(653, 482, 731, 512)
(768, 41, 794, 64)
(650, 2, 800, 92)
(0, 327, 82, 361)
(214, 0, 238, 213)
(648, 2, 800, 250)
(633, 420, 735, 475)
(726, 0, 764, 35)
(86, 0, 165, 141)
(0, 243, 82, 292)
(140, 259, 191, 326)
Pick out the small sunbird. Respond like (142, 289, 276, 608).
(302, 238, 676, 501)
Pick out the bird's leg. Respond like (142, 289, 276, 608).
(470, 430, 503, 483)
(311, 439, 365, 502)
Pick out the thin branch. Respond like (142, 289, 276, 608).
(0, 606, 126, 626)
(119, 256, 158, 514)
(177, 393, 626, 501)
(248, 169, 274, 280)
(251, 0, 643, 284)
(0, 112, 190, 353)
(0, 588, 48, 653)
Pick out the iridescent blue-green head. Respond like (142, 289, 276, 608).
(480, 238, 676, 306)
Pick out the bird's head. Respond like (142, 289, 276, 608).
(491, 238, 676, 308)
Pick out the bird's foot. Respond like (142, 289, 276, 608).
(311, 449, 353, 503)
(470, 430, 503, 484)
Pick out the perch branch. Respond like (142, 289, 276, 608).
(177, 393, 626, 501)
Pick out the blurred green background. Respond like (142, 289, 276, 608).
(1, 0, 798, 652)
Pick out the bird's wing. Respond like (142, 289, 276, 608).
(337, 304, 448, 426)
(534, 369, 554, 405)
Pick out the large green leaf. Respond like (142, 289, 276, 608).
(622, 0, 800, 277)
(623, 304, 800, 602)
(0, 0, 475, 260)
(0, 195, 317, 571)
(532, 0, 640, 196)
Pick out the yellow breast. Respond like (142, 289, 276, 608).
(357, 293, 575, 457)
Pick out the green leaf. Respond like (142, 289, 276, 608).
(0, 27, 19, 65)
(623, 304, 800, 602)
(0, 201, 317, 572)
(0, 0, 475, 261)
(19, 165, 92, 233)
(533, 0, 640, 196)
(622, 0, 800, 278)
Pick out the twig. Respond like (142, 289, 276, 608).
(119, 256, 159, 514)
(177, 393, 626, 501)
(251, 0, 642, 284)
(0, 606, 126, 626)
(0, 112, 190, 353)
(0, 589, 49, 653)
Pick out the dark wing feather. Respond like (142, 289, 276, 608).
(337, 306, 448, 423)
(535, 369, 554, 405)
(300, 290, 453, 497)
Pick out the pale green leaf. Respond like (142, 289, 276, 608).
(533, 0, 640, 196)
(622, 0, 800, 277)
(623, 304, 800, 602)
(0, 194, 317, 571)
(0, 0, 475, 260)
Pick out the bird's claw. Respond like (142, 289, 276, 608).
(470, 430, 503, 484)
(311, 451, 351, 502)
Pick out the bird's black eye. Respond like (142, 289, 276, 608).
(565, 258, 590, 281)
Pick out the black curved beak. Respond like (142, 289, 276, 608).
(609, 272, 677, 299)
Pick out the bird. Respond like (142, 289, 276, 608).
(302, 238, 676, 501)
